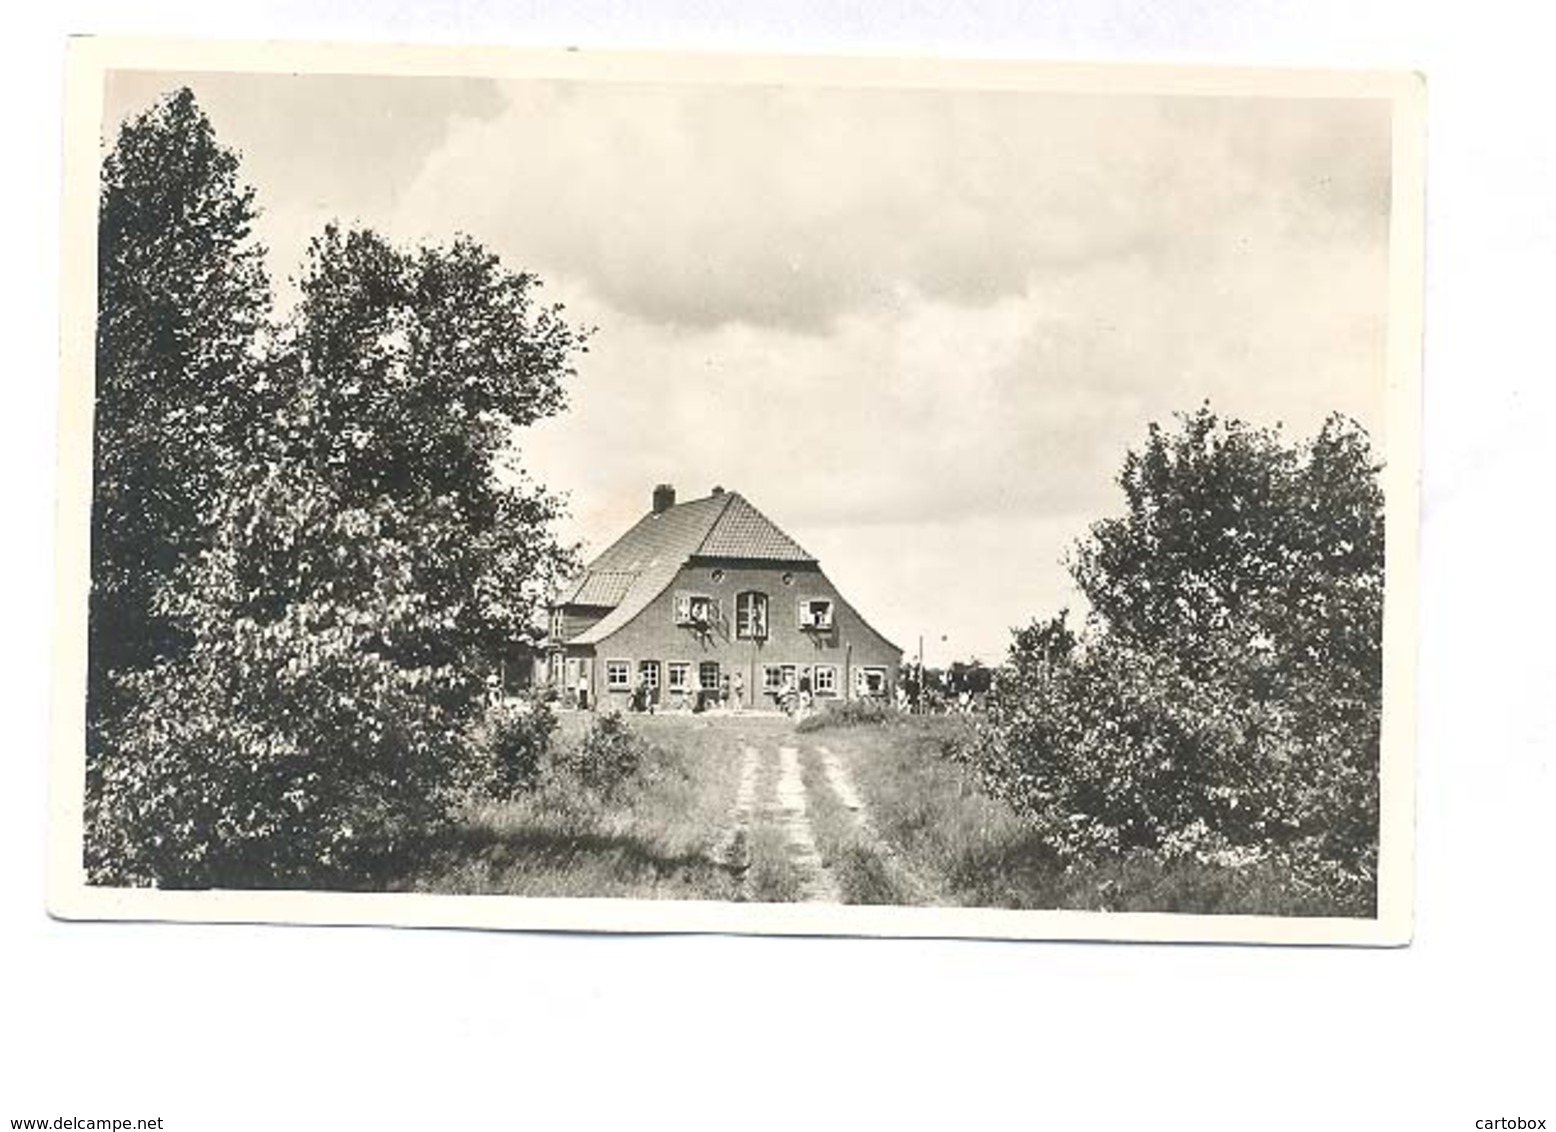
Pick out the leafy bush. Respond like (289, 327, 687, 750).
(466, 697, 558, 800)
(85, 471, 479, 887)
(964, 409, 1383, 914)
(795, 698, 905, 732)
(552, 712, 647, 798)
(970, 631, 1377, 906)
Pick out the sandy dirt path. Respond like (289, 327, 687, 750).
(773, 744, 842, 903)
(713, 742, 763, 885)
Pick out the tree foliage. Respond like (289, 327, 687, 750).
(91, 88, 270, 714)
(1071, 404, 1384, 696)
(86, 90, 588, 887)
(284, 225, 586, 661)
(946, 659, 994, 697)
(968, 407, 1385, 913)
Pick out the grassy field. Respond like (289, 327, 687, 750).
(395, 708, 1344, 915)
(395, 713, 764, 901)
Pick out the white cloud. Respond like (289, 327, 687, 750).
(393, 83, 1389, 333)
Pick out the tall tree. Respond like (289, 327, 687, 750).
(89, 223, 589, 886)
(92, 88, 270, 722)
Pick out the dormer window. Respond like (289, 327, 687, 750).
(736, 591, 769, 639)
(674, 592, 718, 628)
(798, 597, 834, 631)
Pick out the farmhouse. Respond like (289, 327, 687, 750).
(543, 484, 901, 712)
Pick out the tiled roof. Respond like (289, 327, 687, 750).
(560, 570, 637, 607)
(695, 493, 813, 561)
(556, 490, 815, 646)
(583, 492, 732, 574)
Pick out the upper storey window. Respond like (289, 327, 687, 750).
(736, 591, 769, 639)
(674, 593, 717, 628)
(798, 597, 834, 631)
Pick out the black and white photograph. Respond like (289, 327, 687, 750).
(49, 41, 1422, 944)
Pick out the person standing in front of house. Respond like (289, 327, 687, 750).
(732, 670, 745, 714)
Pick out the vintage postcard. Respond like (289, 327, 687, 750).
(50, 38, 1424, 944)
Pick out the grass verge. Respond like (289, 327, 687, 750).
(393, 713, 749, 901)
(798, 746, 911, 905)
(831, 716, 1350, 915)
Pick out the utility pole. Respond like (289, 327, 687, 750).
(916, 633, 925, 714)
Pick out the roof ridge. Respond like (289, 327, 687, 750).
(689, 490, 740, 558)
(695, 491, 814, 562)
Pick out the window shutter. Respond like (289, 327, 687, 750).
(674, 592, 690, 625)
(798, 596, 833, 630)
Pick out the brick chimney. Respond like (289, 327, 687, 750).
(652, 483, 676, 514)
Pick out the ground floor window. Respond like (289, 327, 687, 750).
(762, 665, 785, 693)
(698, 661, 720, 691)
(638, 660, 661, 689)
(667, 662, 690, 692)
(606, 659, 631, 690)
(813, 664, 838, 696)
(855, 666, 887, 696)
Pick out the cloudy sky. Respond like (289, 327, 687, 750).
(104, 69, 1392, 665)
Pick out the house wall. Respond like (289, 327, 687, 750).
(555, 605, 609, 641)
(542, 644, 599, 708)
(587, 558, 900, 713)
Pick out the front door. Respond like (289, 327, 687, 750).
(698, 660, 720, 709)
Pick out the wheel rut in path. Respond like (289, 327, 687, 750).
(814, 742, 940, 906)
(774, 744, 843, 904)
(714, 743, 763, 888)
